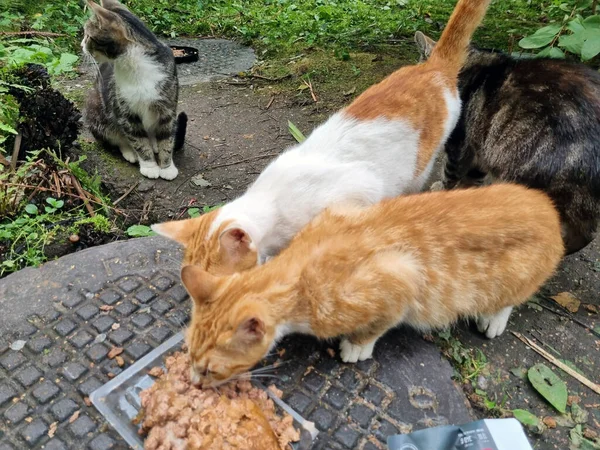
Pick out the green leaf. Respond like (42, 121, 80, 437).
(571, 403, 589, 424)
(581, 33, 600, 61)
(513, 409, 541, 427)
(537, 46, 566, 58)
(25, 204, 38, 215)
(519, 25, 562, 49)
(528, 363, 568, 413)
(567, 18, 586, 34)
(188, 207, 200, 218)
(126, 225, 156, 237)
(288, 120, 306, 143)
(44, 206, 56, 214)
(559, 33, 585, 55)
(202, 204, 223, 213)
(0, 122, 18, 135)
(583, 15, 600, 27)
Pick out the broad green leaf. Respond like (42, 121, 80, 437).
(513, 409, 541, 427)
(188, 207, 200, 218)
(519, 25, 562, 49)
(126, 225, 156, 237)
(537, 46, 566, 59)
(581, 33, 600, 60)
(559, 33, 585, 55)
(567, 18, 585, 34)
(0, 122, 18, 135)
(288, 120, 306, 143)
(25, 204, 38, 215)
(583, 15, 600, 28)
(528, 363, 567, 413)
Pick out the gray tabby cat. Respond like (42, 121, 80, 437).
(82, 0, 187, 180)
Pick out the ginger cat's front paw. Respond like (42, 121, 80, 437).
(340, 338, 375, 363)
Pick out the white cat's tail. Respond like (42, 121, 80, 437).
(428, 0, 491, 73)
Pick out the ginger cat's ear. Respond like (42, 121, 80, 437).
(235, 317, 265, 344)
(181, 265, 219, 306)
(218, 225, 256, 266)
(151, 219, 196, 247)
(414, 31, 436, 60)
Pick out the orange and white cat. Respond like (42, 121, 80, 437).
(180, 184, 564, 387)
(153, 0, 492, 275)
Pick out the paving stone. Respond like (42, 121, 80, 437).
(363, 442, 380, 450)
(15, 322, 38, 338)
(117, 278, 140, 293)
(92, 315, 116, 333)
(309, 406, 337, 431)
(135, 288, 156, 304)
(78, 376, 103, 396)
(32, 380, 60, 404)
(102, 359, 123, 377)
(108, 328, 134, 346)
(62, 362, 88, 381)
(323, 386, 349, 410)
(338, 368, 361, 392)
(131, 312, 154, 329)
(88, 433, 116, 450)
(69, 413, 96, 437)
(148, 326, 172, 344)
(302, 371, 326, 393)
(167, 285, 188, 303)
(77, 304, 100, 321)
(43, 348, 68, 368)
(86, 343, 109, 362)
(125, 341, 151, 360)
(373, 418, 399, 443)
(0, 351, 27, 371)
(3, 401, 29, 423)
(54, 318, 77, 337)
(150, 298, 172, 315)
(26, 334, 53, 354)
(0, 442, 14, 450)
(114, 301, 138, 317)
(50, 397, 78, 422)
(315, 356, 339, 375)
(69, 330, 93, 348)
(355, 358, 377, 374)
(43, 308, 61, 322)
(19, 418, 48, 445)
(348, 404, 375, 428)
(152, 276, 174, 291)
(14, 365, 42, 388)
(44, 439, 68, 450)
(166, 309, 189, 327)
(334, 424, 360, 449)
(0, 383, 17, 407)
(99, 289, 122, 305)
(284, 391, 312, 415)
(62, 294, 84, 308)
(362, 384, 386, 406)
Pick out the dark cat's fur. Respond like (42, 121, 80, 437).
(82, 0, 186, 180)
(416, 32, 600, 254)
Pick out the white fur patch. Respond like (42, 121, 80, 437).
(340, 338, 376, 363)
(113, 45, 167, 131)
(209, 112, 421, 258)
(139, 159, 160, 179)
(159, 164, 178, 180)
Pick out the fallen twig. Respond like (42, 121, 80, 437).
(207, 153, 279, 170)
(71, 175, 95, 216)
(512, 331, 600, 395)
(1, 182, 113, 210)
(247, 74, 291, 82)
(265, 96, 275, 110)
(302, 77, 318, 103)
(10, 132, 21, 172)
(535, 298, 600, 339)
(0, 31, 67, 38)
(113, 181, 139, 206)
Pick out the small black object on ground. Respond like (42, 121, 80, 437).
(170, 45, 199, 64)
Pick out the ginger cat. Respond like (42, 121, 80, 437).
(180, 184, 564, 387)
(153, 0, 492, 275)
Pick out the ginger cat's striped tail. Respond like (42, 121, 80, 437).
(428, 0, 491, 72)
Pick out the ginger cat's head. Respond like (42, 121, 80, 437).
(152, 209, 258, 276)
(180, 265, 274, 388)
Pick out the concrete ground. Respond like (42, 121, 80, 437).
(1, 38, 599, 449)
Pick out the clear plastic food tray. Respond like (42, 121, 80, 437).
(90, 332, 318, 449)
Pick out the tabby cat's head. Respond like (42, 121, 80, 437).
(180, 265, 275, 388)
(152, 210, 259, 276)
(82, 0, 157, 62)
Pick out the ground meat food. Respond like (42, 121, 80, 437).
(139, 351, 300, 450)
(172, 49, 185, 57)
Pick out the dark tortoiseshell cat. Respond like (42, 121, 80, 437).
(82, 0, 186, 180)
(416, 31, 600, 254)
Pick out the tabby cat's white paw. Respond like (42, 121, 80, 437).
(159, 164, 178, 181)
(477, 306, 512, 339)
(430, 181, 444, 192)
(139, 164, 160, 179)
(121, 149, 138, 163)
(340, 339, 375, 363)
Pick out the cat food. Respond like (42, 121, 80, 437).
(138, 351, 300, 450)
(172, 49, 185, 57)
